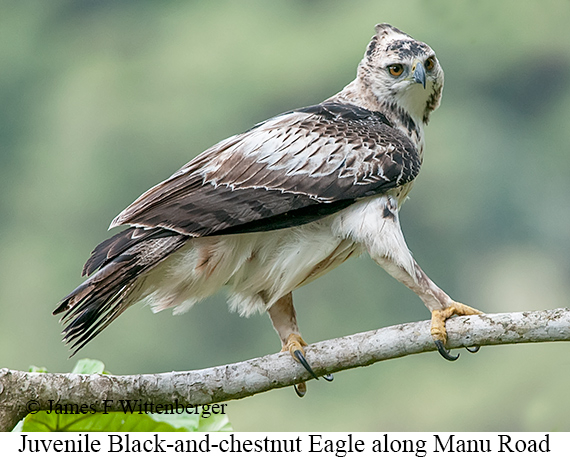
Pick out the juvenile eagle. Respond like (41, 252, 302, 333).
(55, 24, 480, 395)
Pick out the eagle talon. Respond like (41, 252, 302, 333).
(466, 345, 480, 353)
(431, 303, 482, 362)
(293, 349, 319, 380)
(323, 373, 334, 382)
(294, 382, 307, 397)
(434, 340, 459, 361)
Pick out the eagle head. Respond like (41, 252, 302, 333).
(358, 23, 444, 125)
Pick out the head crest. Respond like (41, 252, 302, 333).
(366, 23, 415, 58)
(374, 23, 411, 38)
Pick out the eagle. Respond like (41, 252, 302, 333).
(55, 24, 481, 396)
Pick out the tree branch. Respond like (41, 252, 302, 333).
(2, 308, 569, 431)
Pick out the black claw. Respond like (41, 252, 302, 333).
(294, 383, 307, 397)
(293, 349, 319, 380)
(434, 340, 460, 361)
(323, 374, 334, 382)
(466, 345, 480, 353)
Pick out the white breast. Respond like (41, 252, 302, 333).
(133, 193, 416, 318)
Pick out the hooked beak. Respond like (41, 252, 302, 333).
(412, 61, 426, 89)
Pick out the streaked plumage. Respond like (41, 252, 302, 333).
(55, 24, 480, 373)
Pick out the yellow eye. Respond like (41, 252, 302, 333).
(388, 64, 404, 77)
(425, 56, 436, 71)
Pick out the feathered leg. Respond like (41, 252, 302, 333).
(375, 256, 482, 360)
(267, 292, 333, 397)
(336, 195, 482, 360)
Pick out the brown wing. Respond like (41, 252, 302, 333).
(110, 103, 421, 237)
(54, 103, 422, 353)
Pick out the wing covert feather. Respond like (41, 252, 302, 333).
(111, 103, 421, 237)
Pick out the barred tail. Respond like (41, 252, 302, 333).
(54, 227, 188, 355)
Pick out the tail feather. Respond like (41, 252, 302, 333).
(55, 227, 188, 354)
(82, 226, 178, 277)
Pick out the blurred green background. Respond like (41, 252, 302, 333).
(2, 0, 570, 431)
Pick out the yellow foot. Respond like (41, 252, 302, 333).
(430, 302, 482, 361)
(281, 334, 313, 397)
(282, 333, 318, 380)
(282, 334, 333, 397)
(282, 333, 308, 358)
(294, 382, 307, 397)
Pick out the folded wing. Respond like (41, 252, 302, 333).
(111, 102, 421, 237)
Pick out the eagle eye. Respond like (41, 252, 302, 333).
(425, 56, 436, 71)
(388, 64, 404, 77)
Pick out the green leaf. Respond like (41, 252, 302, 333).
(21, 411, 189, 432)
(21, 407, 232, 432)
(71, 359, 107, 375)
(196, 408, 232, 432)
(148, 406, 232, 432)
(17, 359, 232, 432)
(148, 411, 200, 431)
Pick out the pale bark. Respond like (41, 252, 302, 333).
(1, 308, 569, 431)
